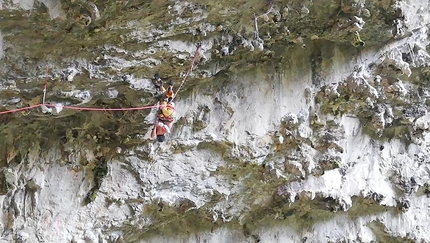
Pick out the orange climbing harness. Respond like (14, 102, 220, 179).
(165, 88, 174, 99)
(0, 44, 202, 116)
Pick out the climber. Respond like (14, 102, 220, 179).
(153, 74, 175, 102)
(150, 99, 176, 143)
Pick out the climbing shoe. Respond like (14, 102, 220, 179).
(155, 79, 163, 89)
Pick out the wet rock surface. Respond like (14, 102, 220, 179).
(1, 0, 430, 242)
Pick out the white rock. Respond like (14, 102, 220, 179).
(75, 90, 91, 100)
(41, 105, 53, 114)
(282, 112, 298, 125)
(300, 6, 309, 17)
(67, 68, 79, 82)
(414, 114, 430, 130)
(297, 124, 312, 138)
(4, 168, 17, 188)
(54, 103, 64, 114)
(87, 2, 100, 21)
(107, 88, 119, 99)
(361, 8, 371, 18)
(84, 230, 98, 243)
(221, 45, 229, 56)
(297, 109, 309, 122)
(277, 134, 284, 144)
(16, 231, 29, 242)
(116, 147, 122, 154)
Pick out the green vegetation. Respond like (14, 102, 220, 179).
(83, 156, 109, 205)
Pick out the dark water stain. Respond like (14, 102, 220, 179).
(310, 40, 324, 88)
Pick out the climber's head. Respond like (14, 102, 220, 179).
(154, 73, 160, 80)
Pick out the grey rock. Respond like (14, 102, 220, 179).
(2, 1, 430, 242)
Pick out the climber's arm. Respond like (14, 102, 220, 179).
(166, 122, 173, 130)
(150, 124, 157, 139)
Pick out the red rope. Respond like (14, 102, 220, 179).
(0, 104, 43, 115)
(45, 104, 159, 111)
(172, 44, 201, 100)
(0, 104, 160, 115)
(44, 67, 48, 91)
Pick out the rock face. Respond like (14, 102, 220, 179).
(1, 0, 430, 242)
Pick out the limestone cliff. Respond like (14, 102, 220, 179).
(1, 0, 430, 242)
